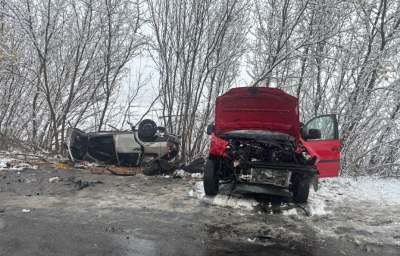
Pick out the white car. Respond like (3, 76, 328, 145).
(64, 119, 179, 167)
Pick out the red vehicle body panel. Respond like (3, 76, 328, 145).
(209, 133, 230, 158)
(306, 140, 340, 178)
(215, 88, 300, 142)
(300, 138, 321, 163)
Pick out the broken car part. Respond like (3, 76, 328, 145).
(74, 180, 104, 191)
(142, 159, 175, 176)
(183, 157, 205, 173)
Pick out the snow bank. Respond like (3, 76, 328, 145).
(189, 181, 259, 210)
(312, 176, 400, 207)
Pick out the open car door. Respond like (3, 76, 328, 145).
(302, 114, 340, 178)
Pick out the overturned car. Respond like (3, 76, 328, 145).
(205, 87, 340, 203)
(64, 120, 179, 167)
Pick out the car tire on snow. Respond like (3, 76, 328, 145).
(138, 119, 157, 138)
(183, 157, 205, 173)
(292, 177, 310, 204)
(204, 159, 219, 195)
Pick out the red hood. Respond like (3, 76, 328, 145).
(215, 87, 300, 139)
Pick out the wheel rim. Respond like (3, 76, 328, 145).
(142, 124, 153, 136)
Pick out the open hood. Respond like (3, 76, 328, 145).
(214, 87, 300, 139)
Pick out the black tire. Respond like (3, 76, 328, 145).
(143, 160, 175, 176)
(292, 177, 310, 204)
(143, 161, 161, 176)
(158, 159, 175, 173)
(204, 159, 219, 195)
(183, 157, 205, 173)
(138, 119, 157, 138)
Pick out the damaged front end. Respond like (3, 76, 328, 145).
(208, 132, 319, 202)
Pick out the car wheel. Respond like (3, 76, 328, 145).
(183, 157, 205, 173)
(204, 159, 219, 195)
(292, 177, 310, 204)
(138, 119, 157, 138)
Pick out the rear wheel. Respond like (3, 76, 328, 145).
(138, 119, 157, 138)
(204, 159, 219, 195)
(292, 177, 310, 204)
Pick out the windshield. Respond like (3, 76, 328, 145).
(221, 130, 295, 141)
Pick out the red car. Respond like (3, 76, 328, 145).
(205, 87, 340, 203)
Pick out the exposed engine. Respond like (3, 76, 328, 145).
(222, 137, 314, 180)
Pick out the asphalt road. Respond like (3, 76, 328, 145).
(0, 167, 399, 255)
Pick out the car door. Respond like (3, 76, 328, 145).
(302, 114, 340, 178)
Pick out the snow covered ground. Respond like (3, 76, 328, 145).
(0, 154, 40, 170)
(314, 176, 400, 206)
(189, 181, 259, 210)
(189, 177, 400, 214)
(0, 161, 38, 170)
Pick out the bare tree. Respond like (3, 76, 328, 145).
(2, 0, 147, 153)
(147, 0, 250, 162)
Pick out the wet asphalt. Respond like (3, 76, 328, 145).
(0, 167, 399, 256)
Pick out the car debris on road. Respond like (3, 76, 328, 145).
(74, 180, 104, 191)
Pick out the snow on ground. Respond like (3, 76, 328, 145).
(282, 208, 298, 216)
(307, 197, 332, 216)
(311, 176, 400, 206)
(189, 176, 400, 215)
(190, 173, 204, 179)
(306, 176, 400, 216)
(174, 169, 186, 177)
(0, 157, 20, 167)
(172, 169, 203, 179)
(189, 181, 259, 210)
(0, 155, 38, 170)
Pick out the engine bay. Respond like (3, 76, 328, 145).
(224, 137, 313, 168)
(219, 135, 315, 187)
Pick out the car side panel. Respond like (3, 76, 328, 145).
(306, 140, 340, 177)
(114, 134, 142, 154)
(141, 142, 162, 157)
(303, 114, 340, 178)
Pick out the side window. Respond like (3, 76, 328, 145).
(306, 116, 335, 141)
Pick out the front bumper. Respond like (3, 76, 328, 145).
(245, 161, 319, 175)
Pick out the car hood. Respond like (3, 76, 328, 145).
(214, 87, 300, 140)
